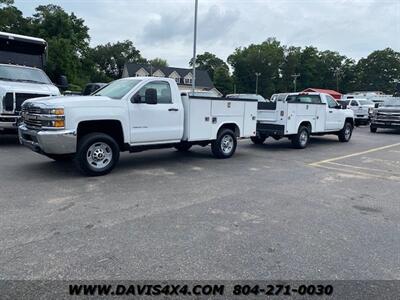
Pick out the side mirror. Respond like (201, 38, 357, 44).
(131, 94, 142, 103)
(145, 88, 157, 105)
(56, 75, 69, 91)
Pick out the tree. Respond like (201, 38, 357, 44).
(214, 66, 233, 95)
(27, 5, 90, 87)
(0, 0, 30, 34)
(355, 48, 400, 94)
(228, 38, 285, 97)
(148, 58, 168, 68)
(190, 52, 229, 80)
(89, 40, 144, 80)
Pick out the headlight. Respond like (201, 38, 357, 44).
(41, 108, 64, 115)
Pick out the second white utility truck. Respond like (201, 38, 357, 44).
(253, 92, 355, 148)
(19, 77, 258, 176)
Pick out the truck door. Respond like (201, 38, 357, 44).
(325, 95, 343, 130)
(129, 81, 184, 144)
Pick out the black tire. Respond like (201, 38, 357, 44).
(45, 154, 74, 161)
(291, 126, 310, 149)
(370, 126, 377, 133)
(338, 122, 353, 142)
(250, 136, 266, 145)
(74, 133, 120, 176)
(211, 129, 237, 159)
(174, 142, 192, 152)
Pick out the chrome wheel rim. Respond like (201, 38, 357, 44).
(345, 126, 352, 140)
(86, 142, 113, 169)
(221, 134, 234, 154)
(300, 130, 308, 146)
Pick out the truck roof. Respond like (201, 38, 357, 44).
(0, 31, 46, 45)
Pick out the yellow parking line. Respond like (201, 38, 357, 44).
(326, 162, 400, 176)
(309, 143, 400, 166)
(312, 164, 400, 181)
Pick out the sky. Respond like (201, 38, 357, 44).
(14, 0, 400, 68)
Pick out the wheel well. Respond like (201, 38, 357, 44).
(345, 118, 354, 126)
(299, 121, 312, 131)
(77, 120, 125, 149)
(218, 123, 240, 137)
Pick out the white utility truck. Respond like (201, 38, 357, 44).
(253, 92, 355, 148)
(338, 98, 374, 126)
(0, 32, 61, 132)
(19, 77, 258, 176)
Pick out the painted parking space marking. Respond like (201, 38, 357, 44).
(310, 142, 400, 181)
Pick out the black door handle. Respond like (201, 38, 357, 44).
(168, 108, 179, 112)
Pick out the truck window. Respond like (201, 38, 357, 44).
(350, 100, 358, 106)
(93, 79, 141, 99)
(0, 65, 51, 84)
(136, 81, 172, 104)
(326, 95, 339, 108)
(286, 95, 321, 104)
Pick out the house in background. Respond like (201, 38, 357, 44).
(122, 63, 222, 96)
(302, 88, 342, 100)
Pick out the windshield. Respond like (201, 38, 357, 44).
(0, 65, 52, 84)
(382, 99, 400, 107)
(358, 100, 374, 105)
(93, 79, 141, 99)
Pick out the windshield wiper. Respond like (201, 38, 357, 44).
(14, 79, 46, 84)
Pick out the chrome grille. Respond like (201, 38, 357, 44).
(21, 106, 43, 129)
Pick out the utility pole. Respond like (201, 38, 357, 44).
(291, 74, 300, 92)
(255, 72, 261, 94)
(191, 0, 199, 94)
(334, 68, 341, 91)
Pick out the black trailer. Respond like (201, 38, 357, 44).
(0, 31, 47, 69)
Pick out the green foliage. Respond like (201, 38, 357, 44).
(0, 0, 30, 33)
(190, 52, 229, 80)
(149, 58, 168, 68)
(214, 66, 233, 95)
(88, 40, 145, 80)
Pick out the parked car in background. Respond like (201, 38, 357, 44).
(254, 92, 354, 148)
(0, 31, 61, 133)
(338, 98, 374, 126)
(370, 98, 400, 133)
(19, 77, 258, 176)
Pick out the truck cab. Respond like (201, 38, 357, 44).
(254, 92, 354, 148)
(0, 32, 61, 132)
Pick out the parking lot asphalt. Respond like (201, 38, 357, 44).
(0, 127, 399, 280)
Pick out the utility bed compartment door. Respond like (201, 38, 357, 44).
(182, 97, 212, 141)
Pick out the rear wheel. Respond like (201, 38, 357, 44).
(291, 126, 310, 149)
(74, 133, 120, 176)
(338, 122, 353, 142)
(250, 136, 266, 145)
(370, 126, 377, 133)
(211, 129, 237, 159)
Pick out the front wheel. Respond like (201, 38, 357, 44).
(250, 136, 266, 145)
(338, 122, 353, 142)
(291, 126, 310, 149)
(370, 126, 377, 133)
(211, 129, 237, 159)
(74, 133, 120, 176)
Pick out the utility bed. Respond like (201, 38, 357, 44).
(181, 94, 258, 141)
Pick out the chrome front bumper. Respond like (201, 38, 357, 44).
(18, 124, 77, 155)
(0, 114, 19, 129)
